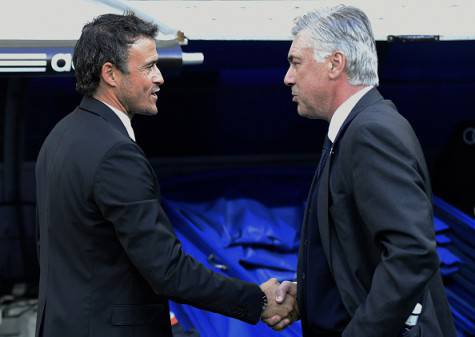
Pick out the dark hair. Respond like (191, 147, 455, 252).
(73, 12, 158, 96)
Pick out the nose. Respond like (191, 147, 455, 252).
(284, 66, 294, 87)
(153, 64, 165, 85)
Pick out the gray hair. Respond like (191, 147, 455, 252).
(292, 5, 379, 86)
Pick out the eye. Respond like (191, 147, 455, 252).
(144, 63, 156, 74)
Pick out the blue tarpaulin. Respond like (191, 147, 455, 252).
(161, 168, 475, 337)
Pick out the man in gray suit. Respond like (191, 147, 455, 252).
(35, 13, 293, 337)
(268, 5, 456, 337)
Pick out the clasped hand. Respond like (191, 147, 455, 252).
(260, 278, 299, 331)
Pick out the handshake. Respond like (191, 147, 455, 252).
(259, 278, 299, 331)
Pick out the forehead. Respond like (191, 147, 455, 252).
(128, 37, 158, 63)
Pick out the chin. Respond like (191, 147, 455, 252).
(297, 106, 326, 120)
(136, 107, 158, 116)
(297, 107, 311, 119)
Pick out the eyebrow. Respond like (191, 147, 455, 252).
(288, 55, 301, 63)
(144, 58, 159, 67)
(147, 57, 158, 65)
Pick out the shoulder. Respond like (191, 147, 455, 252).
(335, 98, 424, 169)
(93, 141, 159, 203)
(41, 106, 143, 175)
(346, 99, 415, 143)
(95, 141, 153, 183)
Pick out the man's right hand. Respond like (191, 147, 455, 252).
(269, 280, 299, 330)
(259, 279, 298, 331)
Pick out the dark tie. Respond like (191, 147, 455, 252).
(300, 134, 350, 331)
(316, 136, 333, 181)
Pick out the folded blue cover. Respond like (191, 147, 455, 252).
(436, 234, 452, 246)
(160, 168, 474, 337)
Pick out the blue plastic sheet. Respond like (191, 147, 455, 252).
(162, 167, 310, 337)
(436, 234, 452, 246)
(434, 197, 475, 336)
(160, 169, 475, 337)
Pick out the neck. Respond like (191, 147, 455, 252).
(94, 90, 133, 120)
(327, 84, 368, 121)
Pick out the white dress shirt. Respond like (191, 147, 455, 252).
(103, 102, 136, 141)
(328, 86, 373, 143)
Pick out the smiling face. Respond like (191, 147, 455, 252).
(284, 31, 334, 121)
(115, 37, 164, 116)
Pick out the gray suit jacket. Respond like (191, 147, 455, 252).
(35, 96, 263, 337)
(299, 88, 456, 337)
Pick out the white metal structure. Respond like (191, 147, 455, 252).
(1, 0, 475, 41)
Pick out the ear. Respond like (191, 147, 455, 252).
(328, 51, 346, 80)
(100, 62, 119, 88)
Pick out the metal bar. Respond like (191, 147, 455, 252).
(0, 68, 47, 73)
(0, 61, 47, 66)
(0, 53, 47, 60)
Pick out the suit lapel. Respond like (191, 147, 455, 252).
(300, 169, 319, 236)
(317, 143, 333, 268)
(297, 164, 319, 310)
(79, 96, 131, 139)
(317, 88, 385, 267)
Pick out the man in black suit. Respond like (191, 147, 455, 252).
(35, 13, 293, 337)
(268, 5, 457, 337)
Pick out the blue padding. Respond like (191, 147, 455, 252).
(446, 289, 475, 326)
(161, 167, 312, 337)
(434, 197, 475, 249)
(434, 197, 475, 229)
(437, 247, 460, 276)
(161, 168, 311, 251)
(450, 305, 475, 335)
(448, 236, 475, 267)
(433, 196, 475, 336)
(440, 265, 460, 277)
(436, 234, 451, 246)
(239, 246, 298, 273)
(434, 217, 450, 233)
(167, 197, 301, 251)
(437, 247, 460, 267)
(158, 169, 475, 337)
(451, 274, 475, 302)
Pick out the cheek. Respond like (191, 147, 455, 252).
(297, 75, 314, 94)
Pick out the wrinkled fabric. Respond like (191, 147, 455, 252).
(162, 167, 311, 337)
(156, 169, 472, 337)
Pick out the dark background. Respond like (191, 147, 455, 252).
(1, 39, 474, 289)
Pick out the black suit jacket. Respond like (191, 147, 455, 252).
(298, 89, 456, 337)
(35, 97, 263, 337)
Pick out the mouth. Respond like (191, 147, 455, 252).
(151, 88, 160, 99)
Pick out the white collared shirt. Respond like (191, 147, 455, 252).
(103, 102, 136, 142)
(328, 86, 373, 143)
